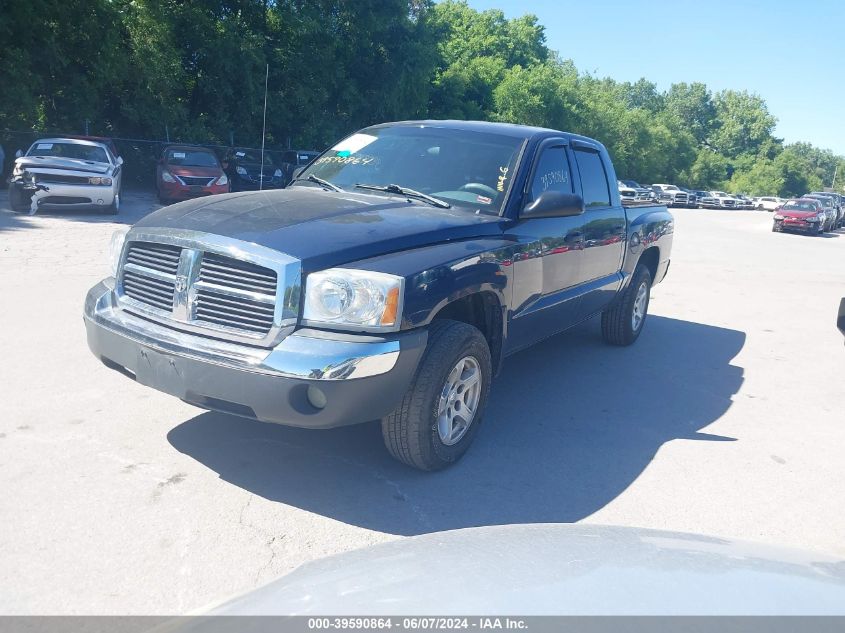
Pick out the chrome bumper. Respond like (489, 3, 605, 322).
(83, 280, 426, 428)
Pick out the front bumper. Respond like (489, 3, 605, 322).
(84, 281, 426, 428)
(159, 182, 229, 201)
(27, 182, 116, 209)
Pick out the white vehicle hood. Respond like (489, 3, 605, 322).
(14, 156, 111, 175)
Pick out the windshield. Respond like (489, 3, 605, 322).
(165, 149, 219, 167)
(806, 196, 832, 206)
(783, 201, 818, 211)
(27, 141, 109, 164)
(621, 180, 640, 188)
(231, 149, 275, 165)
(298, 126, 525, 214)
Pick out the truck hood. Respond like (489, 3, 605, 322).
(135, 187, 506, 270)
(14, 156, 111, 175)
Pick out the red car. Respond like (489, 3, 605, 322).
(772, 198, 825, 235)
(156, 145, 229, 204)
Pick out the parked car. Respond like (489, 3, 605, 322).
(224, 148, 285, 191)
(617, 180, 637, 201)
(704, 191, 738, 209)
(193, 524, 845, 617)
(8, 137, 123, 214)
(84, 120, 673, 471)
(839, 298, 845, 342)
(691, 190, 710, 208)
(754, 196, 783, 211)
(651, 183, 689, 207)
(802, 193, 838, 231)
(677, 187, 697, 208)
(619, 179, 654, 200)
(806, 192, 843, 228)
(772, 198, 826, 235)
(732, 194, 755, 210)
(276, 149, 320, 186)
(156, 145, 229, 204)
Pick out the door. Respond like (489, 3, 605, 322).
(506, 140, 586, 353)
(572, 144, 626, 319)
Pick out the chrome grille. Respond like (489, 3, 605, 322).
(116, 232, 297, 346)
(125, 242, 181, 274)
(121, 243, 182, 311)
(195, 254, 278, 335)
(122, 269, 175, 311)
(199, 253, 277, 295)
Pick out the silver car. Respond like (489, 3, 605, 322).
(9, 138, 123, 214)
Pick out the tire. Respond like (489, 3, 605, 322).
(601, 264, 652, 346)
(381, 319, 492, 471)
(9, 183, 30, 212)
(105, 192, 119, 215)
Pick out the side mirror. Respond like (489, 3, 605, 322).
(117, 156, 124, 166)
(838, 298, 845, 339)
(15, 149, 23, 158)
(522, 192, 584, 219)
(221, 160, 229, 169)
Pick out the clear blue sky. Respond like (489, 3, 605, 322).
(466, 0, 845, 155)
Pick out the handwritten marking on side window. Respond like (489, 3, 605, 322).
(539, 169, 567, 192)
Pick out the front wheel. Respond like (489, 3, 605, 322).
(9, 183, 30, 212)
(381, 320, 492, 471)
(105, 192, 119, 215)
(601, 264, 652, 346)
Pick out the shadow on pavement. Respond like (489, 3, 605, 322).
(168, 315, 746, 536)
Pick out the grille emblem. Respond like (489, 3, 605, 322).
(174, 275, 189, 293)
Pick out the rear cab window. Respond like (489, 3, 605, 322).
(574, 148, 611, 207)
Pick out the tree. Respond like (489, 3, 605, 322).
(711, 90, 777, 158)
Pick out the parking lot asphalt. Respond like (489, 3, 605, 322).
(1, 191, 844, 614)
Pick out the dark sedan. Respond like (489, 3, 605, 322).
(224, 148, 286, 191)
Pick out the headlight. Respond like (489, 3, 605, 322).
(303, 269, 403, 332)
(273, 169, 283, 178)
(108, 228, 129, 278)
(216, 174, 228, 186)
(773, 214, 784, 220)
(236, 166, 248, 175)
(161, 170, 176, 183)
(89, 176, 113, 186)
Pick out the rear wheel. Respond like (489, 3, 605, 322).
(601, 264, 652, 346)
(381, 320, 491, 471)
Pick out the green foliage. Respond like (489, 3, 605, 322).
(0, 0, 841, 195)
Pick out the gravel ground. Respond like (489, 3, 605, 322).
(1, 191, 843, 614)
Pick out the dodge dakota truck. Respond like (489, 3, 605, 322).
(84, 120, 673, 471)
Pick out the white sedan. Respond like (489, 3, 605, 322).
(754, 196, 784, 211)
(9, 138, 123, 214)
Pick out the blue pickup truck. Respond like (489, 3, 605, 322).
(84, 120, 673, 470)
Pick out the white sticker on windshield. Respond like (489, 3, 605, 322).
(172, 152, 186, 159)
(235, 151, 245, 157)
(331, 133, 377, 156)
(36, 143, 53, 150)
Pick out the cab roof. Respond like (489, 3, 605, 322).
(364, 120, 606, 147)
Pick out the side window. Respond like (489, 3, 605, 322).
(529, 146, 572, 200)
(574, 149, 611, 208)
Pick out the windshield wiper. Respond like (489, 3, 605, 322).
(355, 183, 451, 209)
(291, 174, 343, 192)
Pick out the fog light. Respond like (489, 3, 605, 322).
(306, 385, 327, 409)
